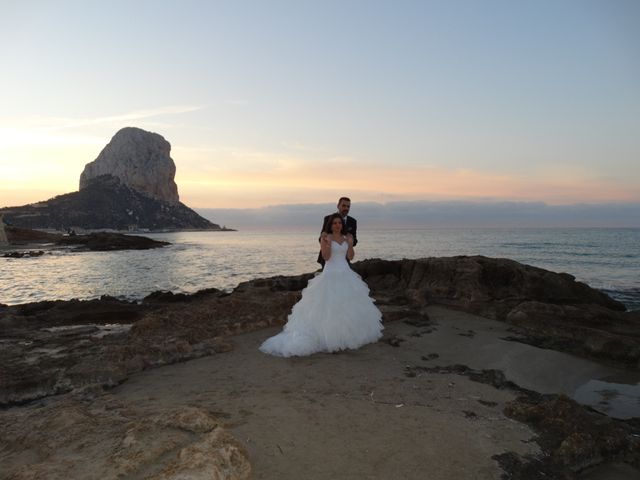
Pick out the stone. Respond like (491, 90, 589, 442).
(57, 231, 169, 251)
(0, 396, 250, 480)
(80, 127, 179, 204)
(151, 428, 251, 480)
(503, 394, 640, 473)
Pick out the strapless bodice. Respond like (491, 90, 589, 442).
(324, 240, 349, 272)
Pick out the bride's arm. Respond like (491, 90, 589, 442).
(321, 234, 332, 261)
(346, 234, 354, 260)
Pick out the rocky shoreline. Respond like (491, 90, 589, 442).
(3, 225, 170, 253)
(1, 256, 639, 479)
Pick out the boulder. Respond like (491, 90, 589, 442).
(0, 397, 251, 480)
(80, 127, 179, 204)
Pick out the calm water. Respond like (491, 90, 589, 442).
(1, 228, 639, 310)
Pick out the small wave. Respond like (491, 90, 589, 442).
(600, 288, 640, 311)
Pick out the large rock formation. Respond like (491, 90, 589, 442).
(80, 127, 179, 204)
(0, 127, 222, 231)
(1, 175, 220, 231)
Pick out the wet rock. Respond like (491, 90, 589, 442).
(421, 353, 440, 361)
(505, 301, 640, 367)
(4, 225, 169, 251)
(504, 394, 640, 474)
(417, 363, 534, 393)
(1, 256, 638, 408)
(353, 256, 624, 314)
(4, 225, 62, 244)
(56, 231, 169, 251)
(1, 250, 45, 258)
(354, 256, 638, 368)
(0, 279, 299, 406)
(426, 362, 640, 477)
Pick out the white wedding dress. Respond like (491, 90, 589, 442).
(259, 239, 383, 357)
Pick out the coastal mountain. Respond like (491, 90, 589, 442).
(1, 127, 221, 231)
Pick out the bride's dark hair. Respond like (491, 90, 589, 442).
(324, 213, 346, 235)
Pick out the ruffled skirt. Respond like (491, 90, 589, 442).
(259, 268, 383, 357)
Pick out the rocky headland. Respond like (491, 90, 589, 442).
(2, 225, 169, 254)
(0, 127, 224, 232)
(1, 256, 639, 479)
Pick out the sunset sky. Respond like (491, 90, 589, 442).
(1, 0, 639, 210)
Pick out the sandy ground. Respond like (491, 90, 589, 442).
(109, 306, 639, 479)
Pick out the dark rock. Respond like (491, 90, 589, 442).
(418, 363, 534, 393)
(2, 250, 45, 258)
(353, 256, 639, 367)
(0, 276, 300, 406)
(353, 256, 625, 314)
(505, 301, 640, 368)
(382, 334, 405, 348)
(1, 256, 638, 408)
(235, 273, 314, 293)
(426, 362, 640, 476)
(57, 232, 169, 251)
(504, 394, 640, 474)
(142, 288, 224, 304)
(421, 353, 440, 361)
(5, 225, 169, 251)
(462, 410, 478, 419)
(4, 225, 61, 244)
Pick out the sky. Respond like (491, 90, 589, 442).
(1, 0, 639, 221)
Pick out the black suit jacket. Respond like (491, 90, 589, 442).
(317, 214, 358, 266)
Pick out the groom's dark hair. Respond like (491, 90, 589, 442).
(324, 213, 346, 235)
(338, 197, 351, 204)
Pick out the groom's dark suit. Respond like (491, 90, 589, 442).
(316, 214, 358, 267)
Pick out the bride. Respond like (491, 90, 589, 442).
(259, 213, 383, 357)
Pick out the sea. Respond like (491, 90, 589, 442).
(1, 227, 638, 310)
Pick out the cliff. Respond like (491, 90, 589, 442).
(80, 127, 179, 204)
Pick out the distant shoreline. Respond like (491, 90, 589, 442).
(21, 227, 238, 235)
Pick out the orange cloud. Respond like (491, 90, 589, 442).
(3, 139, 638, 209)
(177, 160, 639, 208)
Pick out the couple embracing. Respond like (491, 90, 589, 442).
(260, 197, 384, 357)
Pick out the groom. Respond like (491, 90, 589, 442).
(317, 196, 358, 268)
